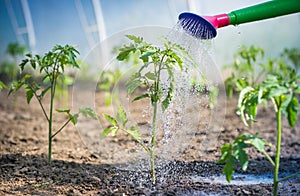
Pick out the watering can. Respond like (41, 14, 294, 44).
(178, 0, 300, 39)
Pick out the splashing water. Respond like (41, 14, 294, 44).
(73, 26, 226, 184)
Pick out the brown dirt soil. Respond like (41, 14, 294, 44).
(0, 89, 299, 196)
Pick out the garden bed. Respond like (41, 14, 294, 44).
(0, 89, 299, 195)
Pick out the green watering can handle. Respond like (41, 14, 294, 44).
(228, 0, 300, 25)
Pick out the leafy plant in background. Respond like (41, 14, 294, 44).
(218, 66, 300, 196)
(0, 43, 27, 83)
(101, 35, 191, 184)
(281, 47, 300, 73)
(9, 45, 97, 163)
(224, 46, 300, 99)
(223, 45, 264, 98)
(98, 69, 122, 106)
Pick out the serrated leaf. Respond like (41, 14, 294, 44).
(223, 155, 235, 183)
(248, 136, 267, 153)
(116, 106, 128, 126)
(125, 34, 143, 43)
(234, 143, 248, 171)
(79, 107, 98, 119)
(102, 113, 117, 126)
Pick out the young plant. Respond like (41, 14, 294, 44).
(3, 42, 27, 82)
(9, 45, 97, 163)
(218, 67, 300, 196)
(101, 35, 190, 184)
(98, 69, 122, 106)
(223, 45, 264, 98)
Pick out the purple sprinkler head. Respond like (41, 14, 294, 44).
(178, 12, 230, 39)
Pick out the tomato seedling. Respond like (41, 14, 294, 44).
(218, 67, 300, 196)
(101, 35, 191, 184)
(9, 45, 97, 163)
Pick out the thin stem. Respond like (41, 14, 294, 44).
(48, 65, 58, 164)
(51, 118, 72, 139)
(261, 150, 275, 167)
(31, 87, 49, 121)
(278, 171, 300, 182)
(150, 101, 158, 184)
(273, 108, 282, 196)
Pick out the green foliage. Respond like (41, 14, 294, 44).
(223, 45, 264, 98)
(98, 70, 122, 106)
(9, 44, 97, 163)
(101, 35, 191, 184)
(237, 70, 300, 127)
(223, 45, 298, 99)
(218, 133, 271, 182)
(0, 43, 27, 86)
(281, 48, 300, 72)
(220, 59, 300, 195)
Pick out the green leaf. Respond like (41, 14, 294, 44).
(217, 143, 231, 164)
(162, 88, 173, 111)
(102, 113, 117, 126)
(69, 113, 79, 125)
(285, 96, 299, 127)
(223, 155, 235, 183)
(247, 136, 268, 153)
(117, 47, 135, 61)
(132, 93, 150, 102)
(170, 52, 183, 70)
(125, 35, 143, 43)
(145, 72, 155, 80)
(127, 80, 142, 94)
(101, 127, 113, 138)
(116, 106, 128, 126)
(40, 86, 51, 99)
(234, 143, 248, 171)
(127, 126, 141, 141)
(25, 86, 34, 104)
(79, 107, 98, 119)
(140, 51, 155, 62)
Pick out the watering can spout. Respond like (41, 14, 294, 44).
(178, 0, 300, 39)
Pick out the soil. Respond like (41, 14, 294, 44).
(0, 88, 299, 196)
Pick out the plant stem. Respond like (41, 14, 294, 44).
(278, 171, 300, 182)
(150, 101, 158, 184)
(48, 66, 58, 164)
(48, 86, 54, 164)
(262, 150, 275, 167)
(273, 108, 282, 196)
(51, 118, 72, 139)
